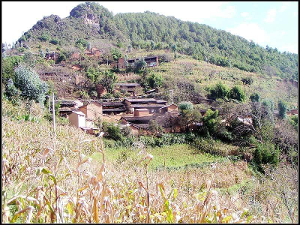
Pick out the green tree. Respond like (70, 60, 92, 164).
(111, 47, 122, 61)
(147, 73, 164, 89)
(39, 49, 45, 58)
(14, 65, 48, 103)
(99, 70, 117, 93)
(209, 82, 229, 100)
(201, 109, 219, 136)
(228, 85, 246, 102)
(106, 123, 123, 141)
(57, 52, 67, 63)
(2, 55, 23, 83)
(86, 66, 100, 83)
(133, 58, 147, 73)
(179, 108, 202, 132)
(75, 38, 89, 48)
(278, 100, 287, 119)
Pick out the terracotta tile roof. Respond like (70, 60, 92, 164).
(125, 98, 157, 103)
(115, 83, 141, 87)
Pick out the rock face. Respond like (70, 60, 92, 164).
(84, 13, 99, 26)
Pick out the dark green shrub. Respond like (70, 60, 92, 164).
(101, 93, 113, 99)
(278, 100, 287, 119)
(50, 39, 59, 45)
(228, 86, 246, 102)
(57, 52, 67, 63)
(106, 123, 123, 141)
(99, 70, 117, 94)
(134, 58, 147, 73)
(250, 93, 260, 102)
(38, 34, 49, 42)
(147, 73, 164, 89)
(289, 115, 298, 131)
(75, 39, 89, 48)
(111, 48, 122, 61)
(253, 141, 279, 172)
(179, 101, 193, 111)
(200, 109, 219, 136)
(242, 77, 254, 85)
(2, 56, 23, 83)
(209, 82, 229, 100)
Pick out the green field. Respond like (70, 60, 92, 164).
(91, 144, 229, 170)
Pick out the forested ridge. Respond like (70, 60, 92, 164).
(18, 2, 298, 81)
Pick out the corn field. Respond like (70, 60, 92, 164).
(2, 100, 298, 223)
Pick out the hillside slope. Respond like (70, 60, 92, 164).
(16, 2, 298, 81)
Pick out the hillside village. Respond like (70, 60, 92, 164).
(2, 2, 299, 224)
(36, 46, 297, 138)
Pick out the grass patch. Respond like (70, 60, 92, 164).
(91, 144, 227, 170)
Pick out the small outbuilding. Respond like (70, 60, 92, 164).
(159, 104, 178, 114)
(78, 101, 103, 121)
(69, 111, 86, 128)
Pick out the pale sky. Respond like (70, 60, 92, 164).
(1, 1, 298, 54)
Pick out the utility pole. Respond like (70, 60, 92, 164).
(48, 96, 51, 112)
(52, 93, 56, 137)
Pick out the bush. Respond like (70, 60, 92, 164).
(134, 58, 147, 73)
(38, 34, 49, 42)
(50, 39, 59, 45)
(14, 65, 48, 103)
(179, 101, 193, 111)
(250, 93, 260, 102)
(147, 73, 164, 89)
(101, 93, 113, 99)
(57, 53, 66, 63)
(5, 79, 20, 103)
(106, 123, 123, 141)
(110, 48, 122, 61)
(200, 109, 219, 136)
(253, 141, 279, 172)
(228, 86, 246, 102)
(75, 38, 89, 48)
(2, 55, 23, 83)
(241, 77, 254, 85)
(289, 115, 298, 131)
(209, 82, 229, 100)
(79, 90, 90, 99)
(278, 100, 287, 119)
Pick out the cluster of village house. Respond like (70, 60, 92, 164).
(58, 95, 179, 136)
(45, 47, 298, 136)
(58, 90, 298, 137)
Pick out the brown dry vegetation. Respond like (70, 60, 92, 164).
(2, 99, 298, 223)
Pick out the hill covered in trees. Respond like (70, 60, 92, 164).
(16, 2, 298, 81)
